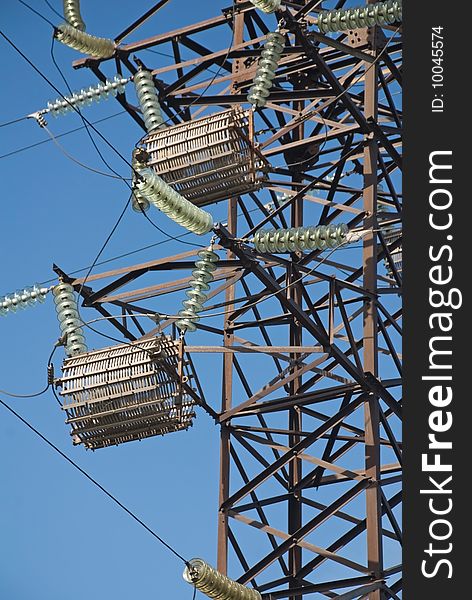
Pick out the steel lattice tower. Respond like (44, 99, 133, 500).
(55, 1, 402, 598)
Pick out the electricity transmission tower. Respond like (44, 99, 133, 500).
(53, 1, 402, 598)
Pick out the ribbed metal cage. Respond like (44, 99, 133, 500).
(57, 336, 196, 450)
(144, 108, 268, 206)
(383, 229, 402, 280)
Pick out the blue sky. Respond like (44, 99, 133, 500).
(0, 2, 402, 599)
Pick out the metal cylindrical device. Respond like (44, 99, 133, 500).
(0, 284, 49, 316)
(183, 559, 262, 600)
(317, 0, 402, 33)
(134, 168, 214, 235)
(62, 0, 86, 31)
(55, 23, 115, 58)
(134, 68, 166, 133)
(131, 149, 151, 213)
(249, 0, 281, 13)
(253, 223, 349, 253)
(46, 76, 129, 117)
(247, 31, 285, 108)
(176, 248, 218, 333)
(52, 283, 88, 356)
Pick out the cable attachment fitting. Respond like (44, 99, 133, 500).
(131, 148, 151, 213)
(47, 364, 55, 386)
(27, 112, 48, 128)
(276, 18, 286, 33)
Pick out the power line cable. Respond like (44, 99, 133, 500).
(0, 397, 190, 565)
(17, 0, 55, 27)
(42, 123, 133, 180)
(36, 205, 265, 286)
(75, 193, 134, 299)
(37, 232, 198, 285)
(0, 28, 135, 173)
(50, 36, 133, 184)
(0, 386, 50, 398)
(67, 191, 202, 348)
(0, 115, 29, 129)
(47, 35, 208, 251)
(42, 0, 63, 21)
(0, 27, 207, 306)
(0, 344, 58, 398)
(0, 111, 126, 160)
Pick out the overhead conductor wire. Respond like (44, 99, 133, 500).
(4, 9, 198, 253)
(0, 27, 135, 173)
(0, 111, 126, 161)
(0, 15, 206, 352)
(41, 0, 63, 21)
(0, 397, 190, 566)
(0, 345, 58, 398)
(0, 115, 29, 129)
(48, 32, 208, 249)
